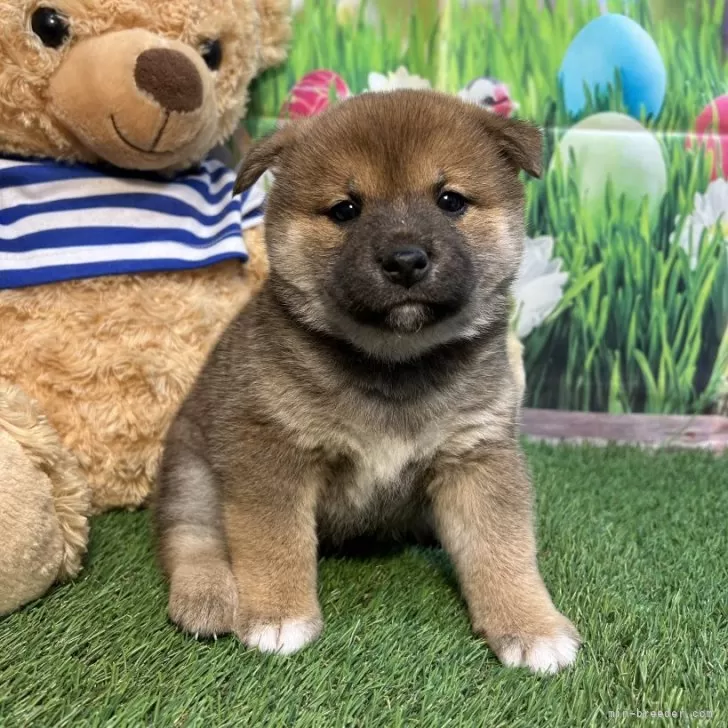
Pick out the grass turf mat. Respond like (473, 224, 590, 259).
(1, 444, 726, 727)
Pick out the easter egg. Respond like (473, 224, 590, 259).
(559, 14, 666, 120)
(552, 112, 667, 219)
(280, 70, 351, 120)
(687, 95, 728, 180)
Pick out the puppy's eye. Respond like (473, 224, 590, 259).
(437, 191, 468, 215)
(31, 7, 70, 49)
(328, 200, 361, 223)
(200, 39, 223, 71)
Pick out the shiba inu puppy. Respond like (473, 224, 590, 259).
(154, 89, 580, 674)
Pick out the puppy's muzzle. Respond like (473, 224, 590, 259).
(380, 247, 431, 288)
(329, 206, 475, 333)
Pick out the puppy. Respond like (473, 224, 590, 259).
(154, 89, 580, 673)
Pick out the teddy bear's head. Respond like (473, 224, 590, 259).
(0, 0, 290, 171)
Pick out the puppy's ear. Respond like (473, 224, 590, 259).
(233, 122, 299, 195)
(477, 111, 543, 179)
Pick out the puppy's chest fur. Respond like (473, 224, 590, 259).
(292, 397, 506, 542)
(233, 294, 516, 542)
(316, 419, 443, 540)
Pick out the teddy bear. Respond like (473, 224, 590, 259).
(0, 0, 291, 615)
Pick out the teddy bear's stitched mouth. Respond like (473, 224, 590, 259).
(111, 113, 170, 155)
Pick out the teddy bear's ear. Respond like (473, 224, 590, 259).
(256, 0, 293, 70)
(234, 122, 298, 195)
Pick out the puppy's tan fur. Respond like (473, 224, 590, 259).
(154, 90, 580, 672)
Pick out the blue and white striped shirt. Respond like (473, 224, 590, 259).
(0, 155, 264, 289)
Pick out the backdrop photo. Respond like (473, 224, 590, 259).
(242, 0, 728, 432)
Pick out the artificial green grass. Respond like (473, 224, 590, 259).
(1, 444, 726, 727)
(243, 0, 728, 415)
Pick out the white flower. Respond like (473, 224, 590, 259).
(366, 66, 432, 93)
(672, 178, 728, 269)
(291, 0, 305, 13)
(513, 236, 569, 339)
(336, 0, 379, 25)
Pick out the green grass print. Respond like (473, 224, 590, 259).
(246, 0, 728, 415)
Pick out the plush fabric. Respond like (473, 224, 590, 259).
(0, 0, 290, 613)
(0, 382, 90, 616)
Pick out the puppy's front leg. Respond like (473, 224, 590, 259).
(222, 446, 322, 656)
(429, 446, 580, 674)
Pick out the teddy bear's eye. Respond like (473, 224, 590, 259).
(200, 39, 223, 71)
(31, 7, 70, 49)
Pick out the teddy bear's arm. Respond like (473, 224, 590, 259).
(0, 381, 90, 615)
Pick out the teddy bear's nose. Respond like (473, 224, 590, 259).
(134, 48, 204, 113)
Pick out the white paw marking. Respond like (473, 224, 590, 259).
(499, 633, 580, 674)
(242, 618, 321, 656)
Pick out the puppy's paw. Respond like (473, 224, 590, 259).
(168, 563, 238, 639)
(238, 616, 323, 655)
(487, 615, 581, 674)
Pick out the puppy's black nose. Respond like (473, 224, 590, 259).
(381, 247, 430, 287)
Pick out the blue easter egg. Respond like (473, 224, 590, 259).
(559, 14, 666, 120)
